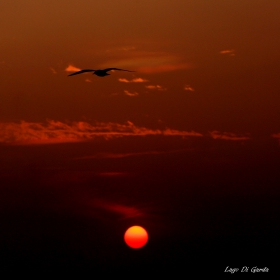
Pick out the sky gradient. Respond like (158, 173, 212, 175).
(1, 0, 280, 136)
(1, 0, 280, 275)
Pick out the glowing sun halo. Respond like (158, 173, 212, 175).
(124, 226, 148, 249)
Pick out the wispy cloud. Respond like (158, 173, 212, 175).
(96, 172, 130, 177)
(0, 120, 203, 145)
(210, 131, 250, 141)
(92, 199, 144, 219)
(220, 49, 236, 56)
(271, 133, 280, 138)
(102, 50, 193, 73)
(0, 120, 252, 145)
(75, 149, 188, 160)
(145, 85, 167, 91)
(118, 77, 148, 83)
(271, 133, 280, 145)
(138, 63, 191, 73)
(118, 78, 130, 83)
(124, 90, 139, 97)
(184, 85, 195, 92)
(163, 129, 202, 137)
(65, 64, 81, 72)
(106, 46, 136, 52)
(49, 67, 57, 74)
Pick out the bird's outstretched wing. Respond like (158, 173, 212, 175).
(68, 69, 95, 76)
(104, 68, 135, 72)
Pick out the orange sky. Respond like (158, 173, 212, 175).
(1, 0, 280, 141)
(1, 1, 280, 272)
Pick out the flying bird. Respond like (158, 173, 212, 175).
(68, 68, 135, 77)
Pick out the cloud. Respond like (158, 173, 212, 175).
(220, 49, 236, 56)
(209, 131, 250, 141)
(124, 90, 139, 97)
(118, 77, 148, 83)
(101, 50, 193, 73)
(49, 67, 57, 74)
(271, 133, 280, 138)
(92, 199, 144, 219)
(120, 46, 136, 51)
(106, 46, 136, 52)
(96, 172, 130, 177)
(0, 120, 203, 145)
(118, 78, 129, 83)
(1, 120, 252, 145)
(138, 63, 191, 73)
(271, 133, 280, 145)
(163, 129, 202, 137)
(184, 85, 195, 91)
(75, 149, 188, 160)
(145, 85, 167, 91)
(65, 64, 81, 72)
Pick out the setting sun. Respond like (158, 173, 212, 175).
(124, 226, 148, 249)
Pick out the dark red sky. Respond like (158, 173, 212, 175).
(1, 0, 280, 137)
(1, 0, 280, 275)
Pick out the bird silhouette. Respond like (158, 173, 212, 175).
(68, 68, 135, 77)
